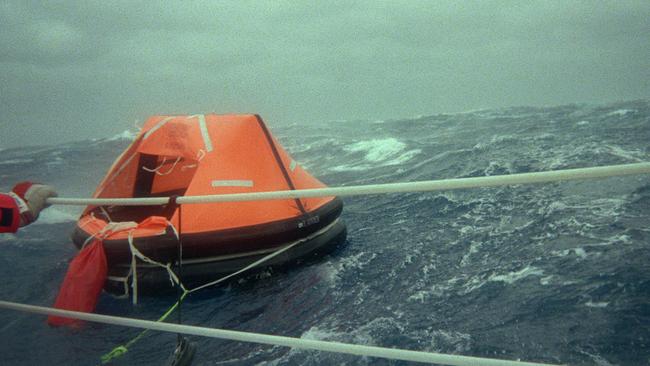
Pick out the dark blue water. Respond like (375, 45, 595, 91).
(1, 100, 649, 365)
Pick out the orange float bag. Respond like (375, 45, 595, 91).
(48, 239, 107, 327)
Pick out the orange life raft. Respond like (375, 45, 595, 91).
(72, 114, 346, 293)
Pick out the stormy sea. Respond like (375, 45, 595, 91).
(0, 100, 648, 366)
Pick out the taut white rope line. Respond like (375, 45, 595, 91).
(0, 300, 558, 366)
(47, 162, 650, 206)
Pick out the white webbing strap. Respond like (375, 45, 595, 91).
(81, 235, 96, 249)
(97, 153, 136, 197)
(143, 116, 174, 140)
(79, 220, 138, 250)
(107, 274, 131, 299)
(74, 220, 139, 297)
(0, 300, 559, 366)
(126, 221, 185, 304)
(210, 180, 254, 188)
(191, 114, 213, 153)
(98, 207, 113, 223)
(130, 250, 138, 305)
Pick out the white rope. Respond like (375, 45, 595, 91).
(0, 300, 558, 366)
(142, 156, 182, 176)
(125, 221, 186, 303)
(141, 156, 169, 172)
(46, 162, 650, 206)
(187, 219, 338, 294)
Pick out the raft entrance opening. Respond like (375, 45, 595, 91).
(98, 153, 198, 223)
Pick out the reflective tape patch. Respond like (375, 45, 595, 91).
(211, 180, 254, 188)
(144, 116, 175, 140)
(195, 114, 213, 152)
(111, 154, 136, 181)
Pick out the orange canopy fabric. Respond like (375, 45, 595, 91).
(87, 114, 333, 233)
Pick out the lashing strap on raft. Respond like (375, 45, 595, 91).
(126, 220, 184, 305)
(80, 215, 184, 304)
(78, 221, 138, 251)
(80, 220, 138, 298)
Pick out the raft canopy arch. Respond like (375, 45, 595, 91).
(87, 114, 334, 233)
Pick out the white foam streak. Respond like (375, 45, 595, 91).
(0, 158, 34, 166)
(488, 266, 544, 284)
(331, 138, 421, 172)
(585, 301, 609, 308)
(606, 109, 635, 117)
(346, 138, 407, 163)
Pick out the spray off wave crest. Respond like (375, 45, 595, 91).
(330, 138, 421, 172)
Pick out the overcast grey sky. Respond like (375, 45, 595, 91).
(1, 1, 648, 148)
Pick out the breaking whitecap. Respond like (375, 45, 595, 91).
(330, 138, 421, 172)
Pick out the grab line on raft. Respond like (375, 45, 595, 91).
(47, 162, 650, 206)
(0, 300, 560, 366)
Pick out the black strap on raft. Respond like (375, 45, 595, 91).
(167, 196, 196, 366)
(255, 114, 308, 215)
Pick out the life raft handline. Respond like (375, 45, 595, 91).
(110, 218, 342, 268)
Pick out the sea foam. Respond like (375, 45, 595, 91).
(488, 266, 544, 284)
(331, 138, 421, 172)
(106, 129, 138, 141)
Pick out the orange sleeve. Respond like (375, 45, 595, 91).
(0, 193, 20, 233)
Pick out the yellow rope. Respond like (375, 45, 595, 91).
(101, 291, 188, 364)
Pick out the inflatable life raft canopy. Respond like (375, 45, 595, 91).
(74, 114, 344, 270)
(83, 114, 336, 230)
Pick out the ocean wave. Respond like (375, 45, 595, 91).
(276, 317, 472, 364)
(264, 320, 393, 365)
(2, 100, 648, 366)
(472, 135, 519, 151)
(546, 142, 647, 169)
(330, 138, 421, 172)
(105, 129, 138, 142)
(318, 251, 376, 289)
(345, 138, 410, 162)
(601, 144, 646, 162)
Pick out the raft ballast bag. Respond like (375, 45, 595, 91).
(48, 239, 107, 327)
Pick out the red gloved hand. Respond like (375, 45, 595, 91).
(10, 181, 58, 226)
